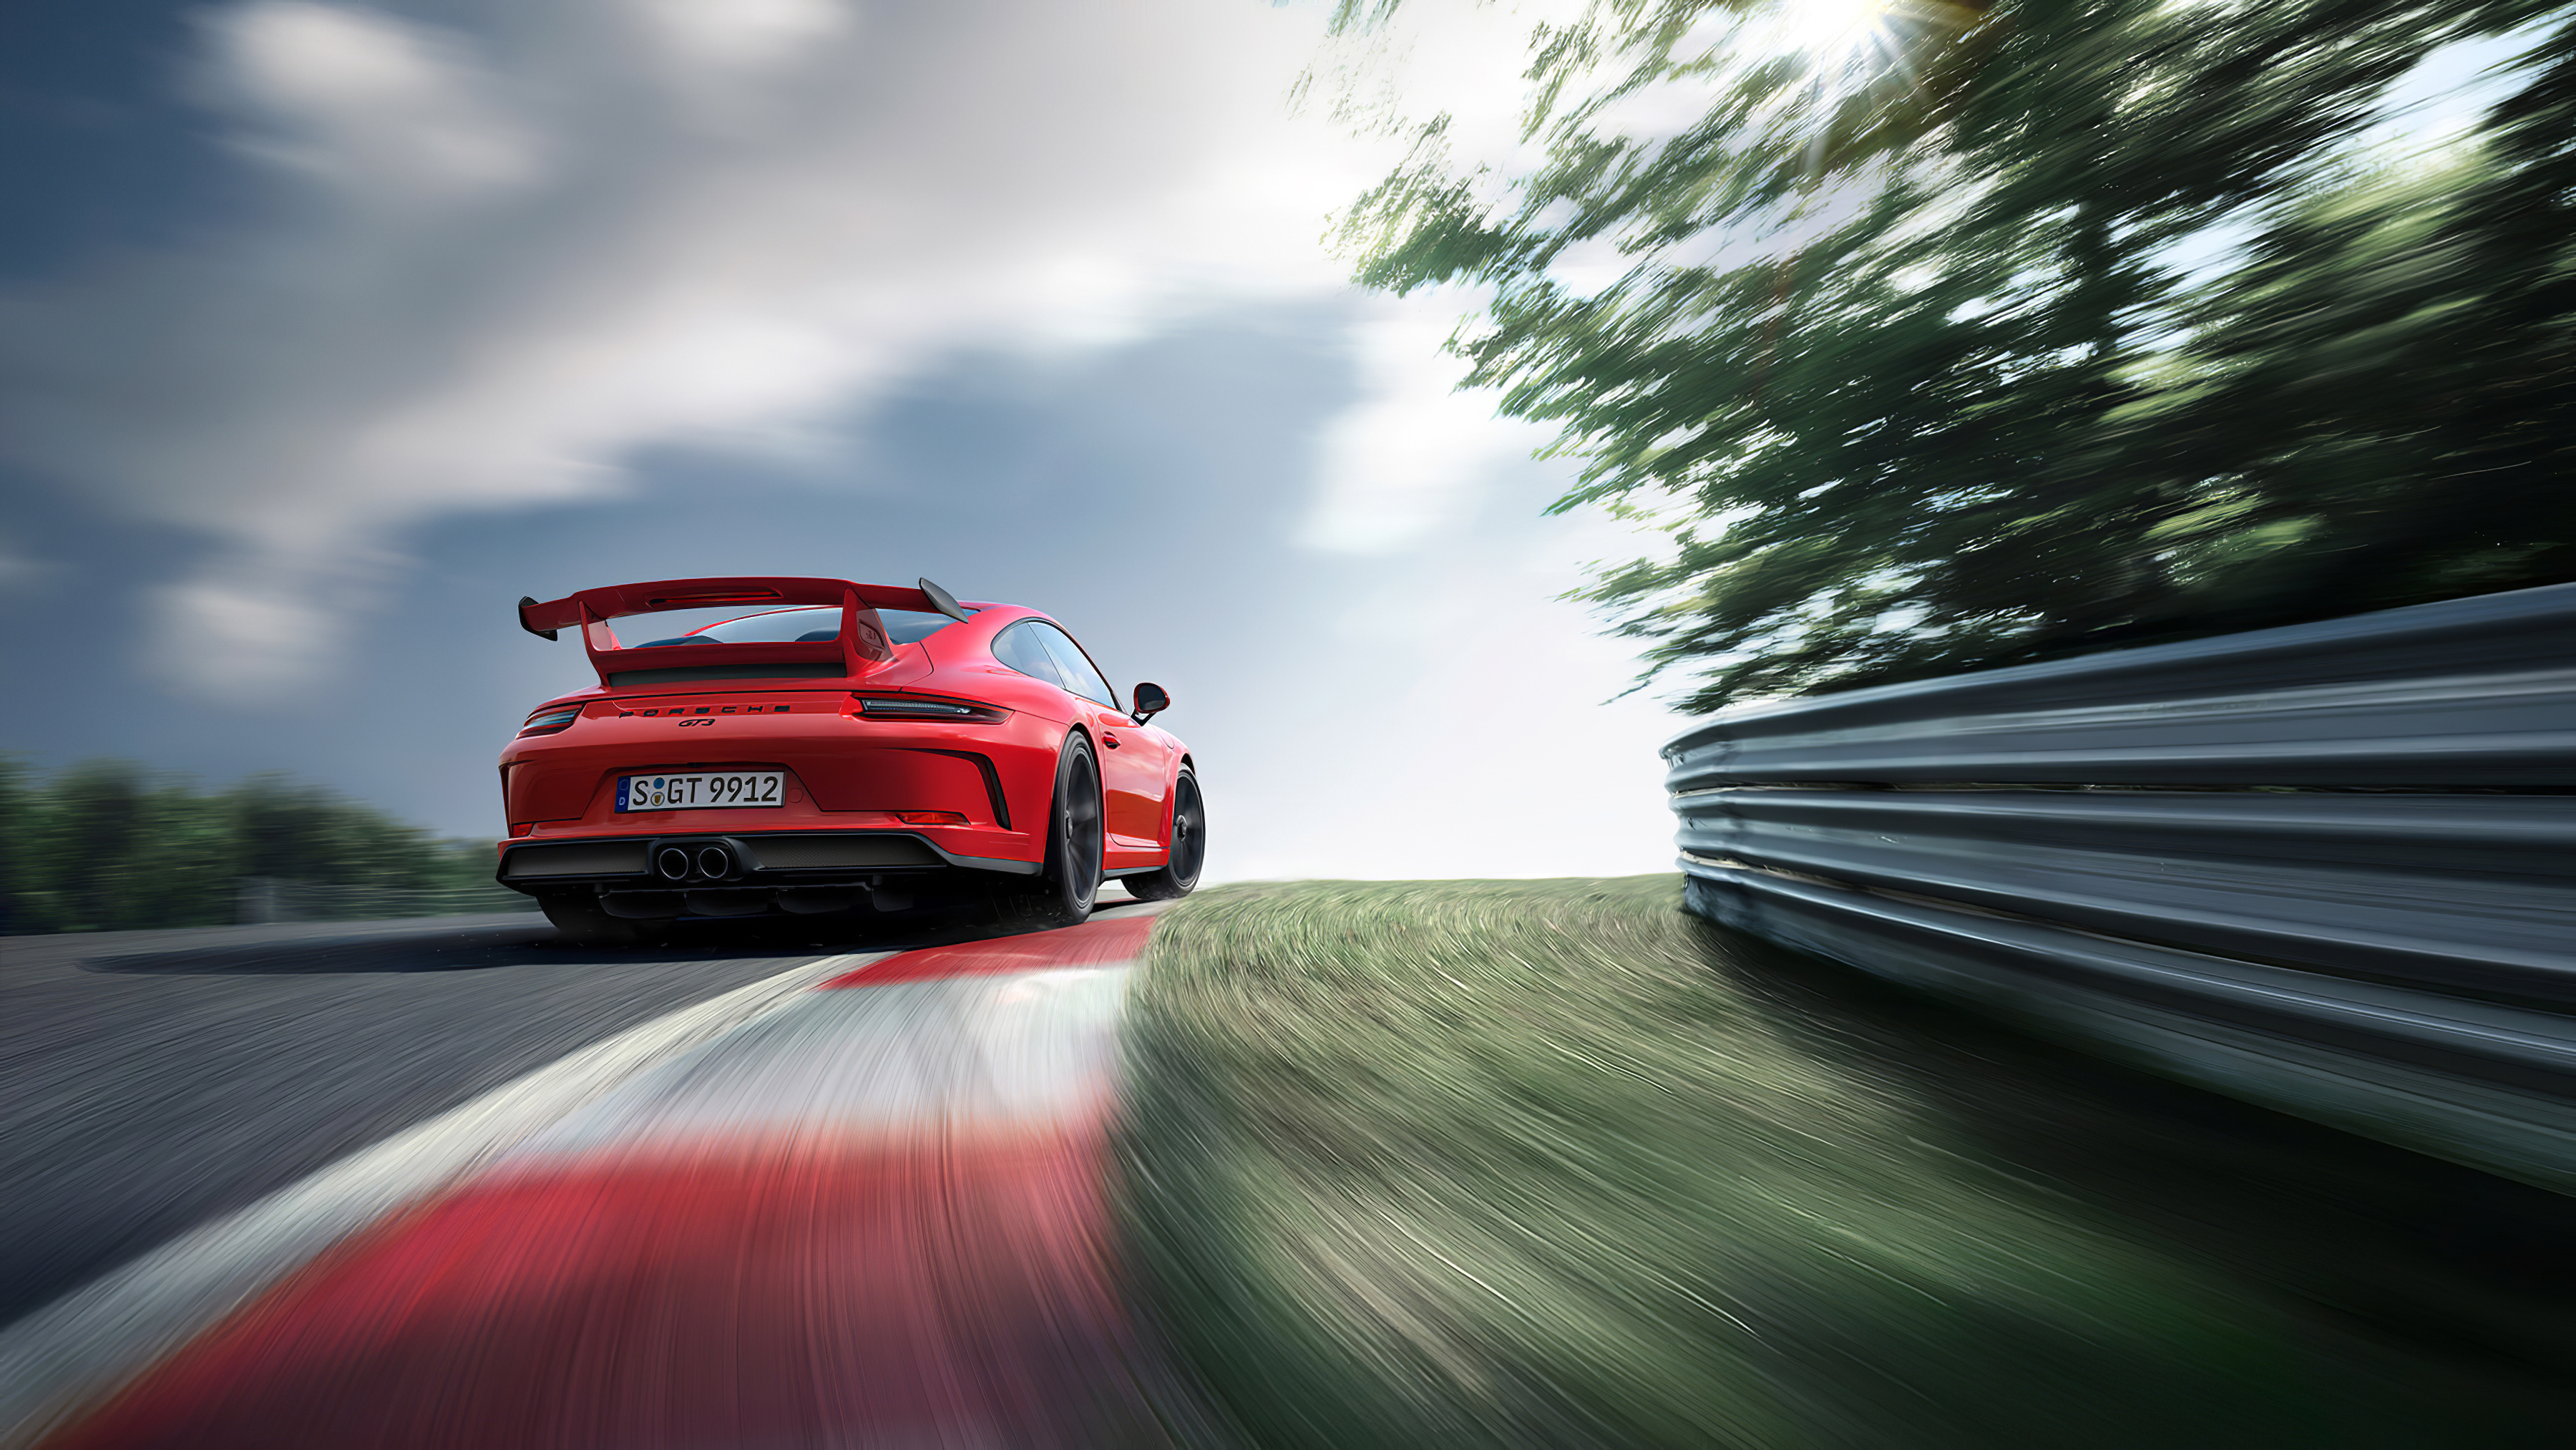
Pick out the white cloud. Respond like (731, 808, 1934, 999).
(1300, 292, 1551, 553)
(205, 1, 545, 203)
(1, 0, 1395, 701)
(633, 0, 852, 79)
(1211, 504, 1681, 883)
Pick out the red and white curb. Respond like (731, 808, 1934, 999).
(3, 909, 1168, 1449)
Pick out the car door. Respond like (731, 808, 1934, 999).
(1030, 623, 1171, 853)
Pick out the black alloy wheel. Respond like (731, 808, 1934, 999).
(538, 891, 668, 948)
(1124, 767, 1204, 901)
(1016, 731, 1103, 927)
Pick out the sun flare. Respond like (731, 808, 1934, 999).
(1767, 0, 1897, 67)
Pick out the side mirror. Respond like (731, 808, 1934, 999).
(1130, 682, 1171, 725)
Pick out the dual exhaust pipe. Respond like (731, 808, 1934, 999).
(607, 836, 914, 920)
(655, 840, 736, 883)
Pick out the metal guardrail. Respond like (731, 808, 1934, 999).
(1667, 582, 2576, 1193)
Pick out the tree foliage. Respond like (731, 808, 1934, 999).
(1343, 0, 2576, 707)
(0, 759, 502, 935)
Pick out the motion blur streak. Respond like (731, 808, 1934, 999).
(826, 913, 1160, 986)
(41, 1143, 1132, 1448)
(42, 910, 1177, 1449)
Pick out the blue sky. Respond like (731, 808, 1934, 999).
(0, 0, 1685, 881)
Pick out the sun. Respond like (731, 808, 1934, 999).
(1764, 0, 1901, 72)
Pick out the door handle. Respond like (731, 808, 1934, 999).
(1102, 732, 1121, 748)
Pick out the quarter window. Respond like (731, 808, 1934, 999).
(1034, 624, 1119, 709)
(992, 621, 1068, 688)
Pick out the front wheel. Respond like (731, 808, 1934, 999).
(1007, 731, 1103, 928)
(1124, 767, 1204, 901)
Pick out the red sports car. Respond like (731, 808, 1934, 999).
(496, 576, 1202, 944)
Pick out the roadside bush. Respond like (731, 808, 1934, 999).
(0, 757, 507, 935)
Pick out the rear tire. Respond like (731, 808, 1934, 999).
(1008, 732, 1103, 929)
(1124, 767, 1204, 901)
(540, 892, 667, 947)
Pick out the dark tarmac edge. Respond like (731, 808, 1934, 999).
(1114, 875, 2576, 1450)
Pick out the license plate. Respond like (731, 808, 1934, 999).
(616, 772, 785, 811)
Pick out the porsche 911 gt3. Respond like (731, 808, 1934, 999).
(496, 576, 1202, 943)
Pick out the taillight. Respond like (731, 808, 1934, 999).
(857, 696, 1006, 723)
(518, 706, 580, 737)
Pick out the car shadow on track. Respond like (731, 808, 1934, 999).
(82, 895, 1158, 976)
(87, 925, 729, 975)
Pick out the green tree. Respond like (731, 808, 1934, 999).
(1342, 0, 2576, 707)
(0, 756, 34, 934)
(228, 773, 443, 890)
(0, 758, 514, 935)
(38, 759, 153, 933)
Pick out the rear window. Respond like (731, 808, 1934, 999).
(659, 607, 836, 645)
(880, 609, 964, 644)
(632, 605, 962, 648)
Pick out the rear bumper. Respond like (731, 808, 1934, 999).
(497, 829, 1038, 918)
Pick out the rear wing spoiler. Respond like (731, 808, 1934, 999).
(514, 576, 972, 688)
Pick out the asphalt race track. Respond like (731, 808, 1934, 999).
(1, 897, 1196, 1448)
(15, 889, 2576, 1446)
(0, 905, 1106, 1332)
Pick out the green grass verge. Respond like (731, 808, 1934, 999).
(1116, 876, 2572, 1448)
